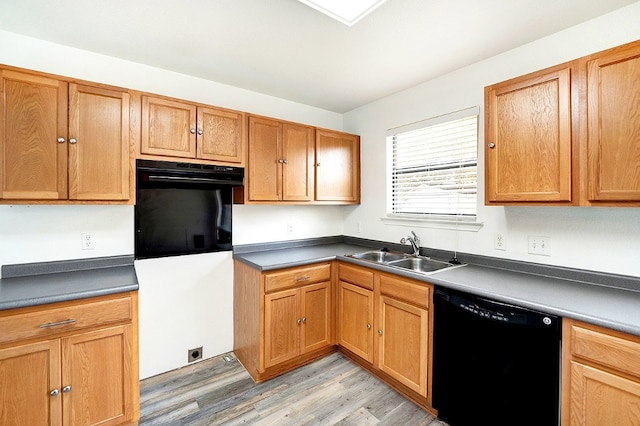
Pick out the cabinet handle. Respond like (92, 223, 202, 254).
(283, 159, 288, 164)
(297, 318, 302, 325)
(190, 128, 196, 134)
(69, 138, 77, 144)
(197, 129, 203, 135)
(278, 159, 283, 164)
(378, 329, 383, 335)
(488, 142, 495, 149)
(50, 389, 59, 397)
(62, 385, 71, 393)
(302, 317, 307, 323)
(57, 137, 65, 143)
(316, 163, 321, 167)
(39, 318, 76, 328)
(295, 275, 310, 282)
(367, 323, 371, 329)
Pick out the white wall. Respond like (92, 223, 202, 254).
(343, 2, 640, 278)
(0, 30, 345, 378)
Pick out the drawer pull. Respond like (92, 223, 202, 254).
(39, 318, 76, 328)
(295, 275, 311, 282)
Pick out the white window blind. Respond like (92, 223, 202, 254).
(387, 108, 478, 218)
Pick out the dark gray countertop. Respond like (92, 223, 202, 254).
(233, 237, 640, 337)
(0, 256, 138, 310)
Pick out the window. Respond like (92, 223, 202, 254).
(387, 107, 478, 220)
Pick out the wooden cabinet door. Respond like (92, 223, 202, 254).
(62, 325, 134, 426)
(300, 282, 331, 354)
(68, 84, 130, 201)
(568, 361, 640, 425)
(264, 288, 300, 368)
(587, 44, 640, 202)
(1, 70, 68, 200)
(378, 295, 428, 397)
(485, 66, 572, 203)
(0, 340, 61, 426)
(248, 116, 281, 201)
(141, 96, 196, 158)
(282, 122, 314, 201)
(338, 281, 373, 362)
(315, 129, 360, 203)
(197, 106, 244, 164)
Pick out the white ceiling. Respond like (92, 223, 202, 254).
(0, 0, 636, 113)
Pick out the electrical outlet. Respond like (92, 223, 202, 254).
(528, 236, 551, 256)
(494, 232, 506, 250)
(81, 233, 95, 250)
(188, 346, 203, 363)
(286, 223, 294, 235)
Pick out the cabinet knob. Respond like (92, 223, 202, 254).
(283, 159, 288, 164)
(378, 329, 383, 335)
(488, 142, 495, 149)
(278, 159, 284, 164)
(50, 389, 59, 397)
(197, 129, 203, 135)
(190, 128, 196, 134)
(302, 317, 307, 323)
(316, 163, 321, 167)
(366, 323, 371, 329)
(62, 385, 71, 393)
(69, 138, 77, 144)
(297, 318, 302, 325)
(57, 137, 65, 143)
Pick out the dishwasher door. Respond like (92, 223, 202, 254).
(432, 287, 561, 426)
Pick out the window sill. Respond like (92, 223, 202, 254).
(380, 215, 483, 232)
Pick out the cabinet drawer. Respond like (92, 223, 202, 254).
(569, 321, 640, 379)
(380, 274, 430, 309)
(0, 295, 132, 346)
(338, 263, 374, 290)
(264, 263, 331, 293)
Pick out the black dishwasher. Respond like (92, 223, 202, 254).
(432, 287, 561, 426)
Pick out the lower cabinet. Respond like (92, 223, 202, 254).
(378, 274, 430, 398)
(562, 319, 640, 426)
(338, 280, 374, 362)
(337, 262, 433, 407)
(264, 282, 331, 368)
(234, 261, 334, 382)
(0, 292, 139, 426)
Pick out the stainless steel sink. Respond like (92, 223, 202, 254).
(349, 250, 408, 263)
(386, 257, 454, 273)
(347, 249, 464, 275)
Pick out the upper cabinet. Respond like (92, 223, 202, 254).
(245, 119, 360, 205)
(485, 39, 640, 207)
(140, 95, 245, 166)
(586, 42, 640, 203)
(485, 65, 573, 203)
(315, 129, 360, 204)
(247, 115, 314, 202)
(1, 68, 132, 203)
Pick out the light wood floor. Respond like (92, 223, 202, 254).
(139, 351, 448, 425)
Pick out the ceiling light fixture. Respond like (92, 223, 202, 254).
(296, 0, 388, 26)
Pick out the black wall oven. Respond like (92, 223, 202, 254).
(135, 159, 244, 259)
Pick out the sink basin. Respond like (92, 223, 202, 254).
(349, 250, 407, 263)
(387, 257, 454, 273)
(348, 249, 463, 275)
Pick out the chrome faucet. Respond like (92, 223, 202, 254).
(401, 231, 421, 256)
